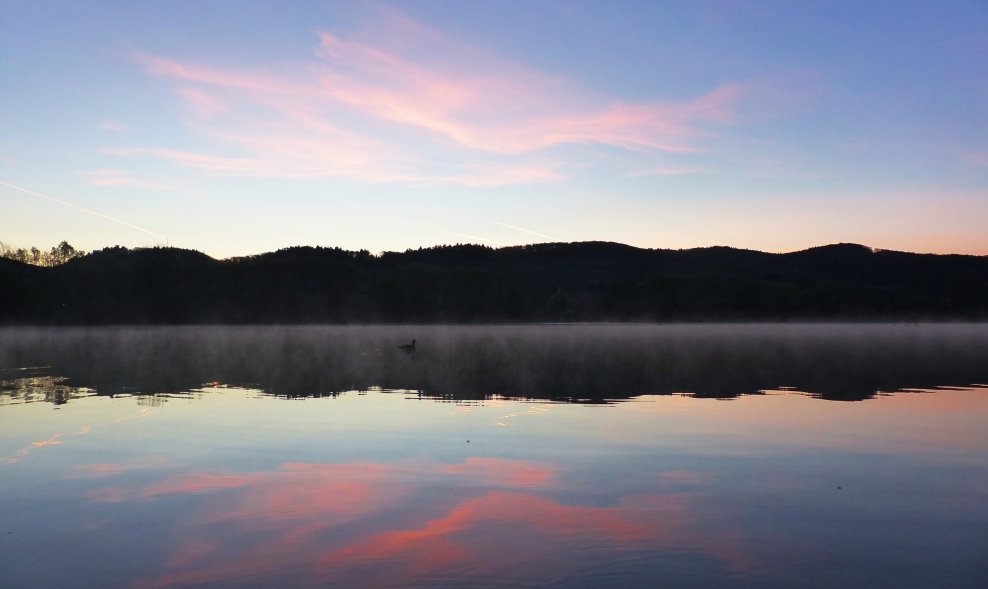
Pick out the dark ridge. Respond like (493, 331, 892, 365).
(2, 241, 988, 324)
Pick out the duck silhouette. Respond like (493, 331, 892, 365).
(398, 339, 416, 353)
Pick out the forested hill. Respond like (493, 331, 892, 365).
(2, 241, 988, 324)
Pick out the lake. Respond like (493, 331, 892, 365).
(2, 324, 988, 588)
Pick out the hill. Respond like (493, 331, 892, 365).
(2, 242, 987, 323)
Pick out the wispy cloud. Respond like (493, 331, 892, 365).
(628, 166, 713, 177)
(175, 87, 227, 115)
(97, 120, 127, 131)
(81, 169, 173, 189)
(307, 31, 741, 154)
(111, 12, 755, 186)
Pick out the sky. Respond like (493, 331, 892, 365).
(1, 0, 987, 258)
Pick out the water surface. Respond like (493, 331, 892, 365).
(2, 325, 988, 588)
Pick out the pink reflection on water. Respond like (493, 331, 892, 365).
(93, 459, 736, 588)
(437, 456, 555, 486)
(73, 455, 171, 478)
(317, 490, 673, 572)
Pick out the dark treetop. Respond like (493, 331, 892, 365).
(2, 241, 988, 324)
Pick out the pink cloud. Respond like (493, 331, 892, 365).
(142, 36, 738, 155)
(113, 16, 750, 185)
(306, 31, 717, 155)
(175, 87, 226, 115)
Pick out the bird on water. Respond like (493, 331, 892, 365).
(399, 339, 416, 353)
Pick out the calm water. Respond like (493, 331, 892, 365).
(2, 325, 988, 588)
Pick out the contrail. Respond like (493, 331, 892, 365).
(493, 221, 556, 241)
(0, 180, 163, 238)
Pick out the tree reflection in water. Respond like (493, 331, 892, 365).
(3, 324, 988, 403)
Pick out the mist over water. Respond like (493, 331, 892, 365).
(2, 325, 988, 589)
(3, 324, 988, 403)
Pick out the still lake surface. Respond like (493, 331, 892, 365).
(2, 324, 988, 588)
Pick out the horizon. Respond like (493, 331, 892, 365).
(3, 237, 975, 264)
(2, 1, 987, 257)
(4, 5, 988, 581)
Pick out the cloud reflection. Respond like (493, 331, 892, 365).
(83, 459, 741, 588)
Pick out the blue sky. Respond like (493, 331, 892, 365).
(1, 0, 987, 257)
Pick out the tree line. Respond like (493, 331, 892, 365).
(2, 241, 988, 324)
(0, 240, 85, 267)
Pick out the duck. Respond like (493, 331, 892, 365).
(398, 339, 416, 353)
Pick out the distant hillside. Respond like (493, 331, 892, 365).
(2, 242, 988, 324)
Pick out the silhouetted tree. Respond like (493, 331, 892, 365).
(0, 240, 85, 267)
